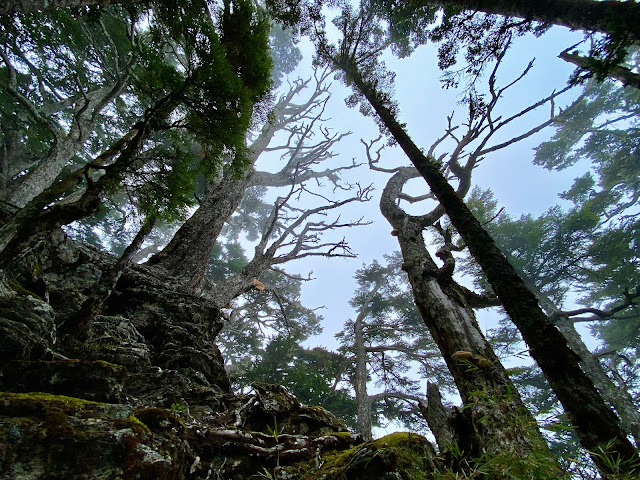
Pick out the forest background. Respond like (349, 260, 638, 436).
(1, 0, 639, 478)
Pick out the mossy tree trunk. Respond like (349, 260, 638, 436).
(380, 168, 561, 474)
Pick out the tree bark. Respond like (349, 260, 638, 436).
(557, 319, 640, 448)
(354, 306, 373, 441)
(380, 168, 560, 470)
(0, 47, 134, 208)
(420, 382, 458, 453)
(433, 0, 640, 42)
(146, 170, 253, 291)
(340, 58, 639, 473)
(559, 50, 640, 90)
(514, 265, 640, 448)
(146, 73, 352, 293)
(0, 91, 178, 264)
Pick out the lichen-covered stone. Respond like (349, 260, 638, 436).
(0, 295, 56, 364)
(85, 315, 152, 370)
(288, 432, 436, 480)
(0, 392, 174, 480)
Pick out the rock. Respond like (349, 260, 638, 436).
(84, 315, 152, 371)
(0, 392, 174, 480)
(286, 432, 436, 480)
(0, 233, 440, 479)
(252, 382, 301, 415)
(1, 359, 127, 403)
(0, 295, 56, 364)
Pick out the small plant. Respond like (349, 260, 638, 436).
(589, 440, 640, 478)
(170, 402, 188, 413)
(267, 416, 279, 443)
(254, 467, 277, 480)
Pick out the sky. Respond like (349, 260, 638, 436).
(260, 25, 589, 352)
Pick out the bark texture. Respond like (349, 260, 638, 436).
(380, 168, 559, 470)
(560, 49, 640, 89)
(146, 74, 345, 293)
(146, 171, 252, 291)
(354, 305, 373, 441)
(435, 0, 640, 42)
(0, 91, 178, 265)
(340, 59, 639, 473)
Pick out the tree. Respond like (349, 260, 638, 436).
(145, 69, 365, 295)
(269, 0, 640, 88)
(336, 255, 447, 441)
(463, 189, 640, 462)
(293, 2, 640, 473)
(264, 1, 637, 472)
(493, 74, 640, 448)
(0, 0, 272, 266)
(371, 0, 640, 87)
(0, 6, 137, 207)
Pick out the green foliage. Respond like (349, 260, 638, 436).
(266, 415, 279, 442)
(2, 0, 273, 250)
(0, 6, 137, 169)
(170, 402, 187, 413)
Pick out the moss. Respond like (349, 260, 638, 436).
(7, 280, 43, 301)
(0, 391, 103, 408)
(117, 414, 151, 435)
(133, 407, 186, 434)
(288, 432, 434, 480)
(94, 359, 127, 371)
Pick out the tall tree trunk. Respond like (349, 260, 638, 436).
(513, 264, 640, 447)
(432, 0, 640, 42)
(381, 168, 561, 473)
(339, 59, 639, 473)
(144, 83, 298, 291)
(146, 171, 253, 291)
(556, 319, 640, 448)
(354, 307, 373, 441)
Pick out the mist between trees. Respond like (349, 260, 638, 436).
(1, 0, 640, 478)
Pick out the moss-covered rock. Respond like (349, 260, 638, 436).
(0, 392, 180, 480)
(288, 432, 437, 480)
(0, 234, 442, 480)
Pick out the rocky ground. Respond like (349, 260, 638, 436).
(0, 231, 436, 479)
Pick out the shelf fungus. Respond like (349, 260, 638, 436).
(451, 351, 493, 369)
(252, 278, 265, 292)
(473, 356, 493, 369)
(451, 351, 473, 362)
